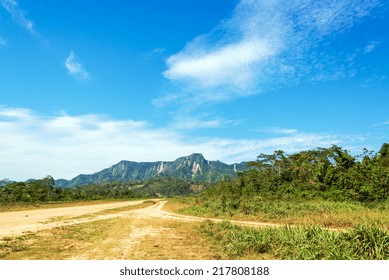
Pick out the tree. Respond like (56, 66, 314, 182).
(329, 145, 355, 170)
(378, 143, 389, 167)
(0, 179, 11, 186)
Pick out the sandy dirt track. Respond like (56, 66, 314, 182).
(0, 200, 151, 237)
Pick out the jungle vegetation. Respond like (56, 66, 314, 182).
(0, 176, 206, 204)
(204, 143, 389, 203)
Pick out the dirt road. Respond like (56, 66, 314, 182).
(0, 200, 151, 237)
(0, 200, 280, 239)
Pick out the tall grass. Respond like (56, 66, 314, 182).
(198, 221, 389, 260)
(172, 197, 389, 228)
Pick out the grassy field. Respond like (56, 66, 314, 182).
(163, 197, 389, 260)
(166, 197, 389, 229)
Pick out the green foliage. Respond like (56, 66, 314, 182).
(73, 177, 208, 199)
(206, 143, 389, 202)
(130, 177, 207, 197)
(0, 176, 208, 204)
(0, 176, 57, 203)
(378, 143, 389, 167)
(198, 221, 389, 260)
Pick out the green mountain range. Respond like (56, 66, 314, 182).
(56, 153, 248, 188)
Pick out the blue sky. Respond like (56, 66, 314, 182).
(0, 0, 388, 181)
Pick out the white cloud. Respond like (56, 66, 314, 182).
(261, 127, 299, 135)
(0, 0, 34, 33)
(172, 115, 242, 130)
(197, 132, 342, 164)
(0, 37, 6, 47)
(0, 107, 34, 119)
(0, 107, 185, 180)
(0, 107, 350, 181)
(161, 0, 380, 105)
(165, 39, 275, 89)
(65, 51, 89, 80)
(363, 41, 380, 53)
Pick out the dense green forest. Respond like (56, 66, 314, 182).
(0, 176, 206, 204)
(203, 143, 389, 203)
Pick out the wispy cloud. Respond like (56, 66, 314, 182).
(260, 127, 300, 135)
(345, 40, 381, 64)
(0, 0, 35, 33)
(363, 41, 380, 54)
(374, 119, 389, 126)
(203, 132, 342, 163)
(65, 51, 89, 80)
(172, 114, 242, 130)
(0, 106, 353, 181)
(142, 47, 166, 60)
(0, 37, 6, 47)
(159, 0, 380, 106)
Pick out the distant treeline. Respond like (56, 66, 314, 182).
(0, 176, 207, 203)
(205, 143, 389, 203)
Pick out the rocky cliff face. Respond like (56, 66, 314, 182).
(56, 153, 247, 188)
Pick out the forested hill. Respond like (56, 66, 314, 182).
(2, 144, 389, 203)
(56, 153, 248, 188)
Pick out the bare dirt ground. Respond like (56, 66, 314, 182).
(0, 200, 152, 238)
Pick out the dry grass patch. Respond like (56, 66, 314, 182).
(163, 199, 191, 213)
(128, 219, 224, 260)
